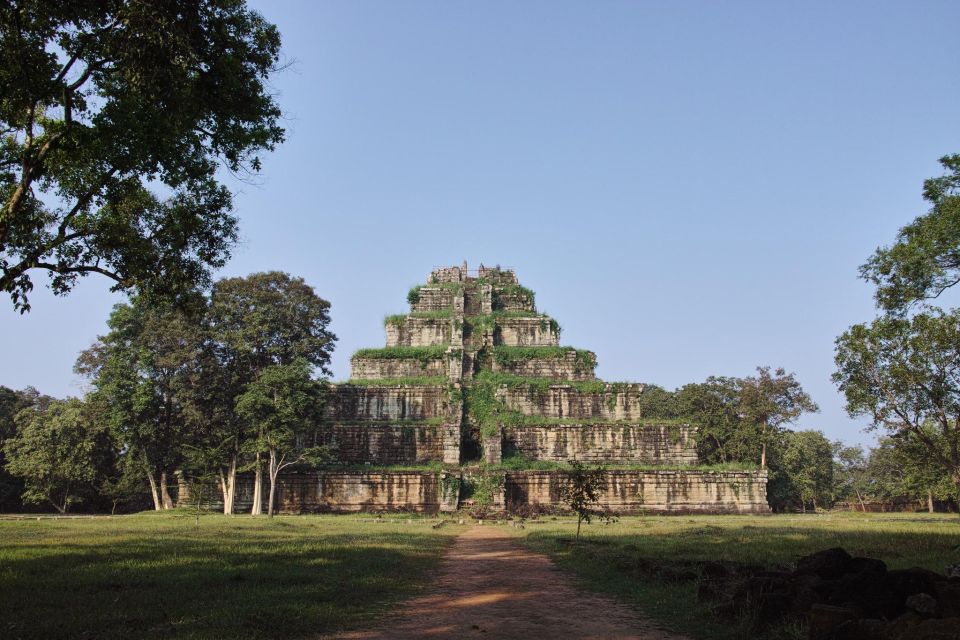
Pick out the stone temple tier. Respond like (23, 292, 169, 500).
(234, 264, 770, 514)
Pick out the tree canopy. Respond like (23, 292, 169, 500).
(0, 0, 284, 311)
(861, 154, 960, 312)
(4, 397, 111, 512)
(834, 309, 960, 494)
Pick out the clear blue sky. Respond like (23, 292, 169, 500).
(2, 1, 958, 448)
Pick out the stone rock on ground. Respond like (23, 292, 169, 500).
(696, 546, 960, 640)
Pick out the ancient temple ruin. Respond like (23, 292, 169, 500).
(259, 263, 769, 514)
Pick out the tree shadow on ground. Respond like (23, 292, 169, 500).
(0, 526, 449, 640)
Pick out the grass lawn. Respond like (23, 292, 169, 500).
(0, 511, 462, 640)
(514, 512, 960, 640)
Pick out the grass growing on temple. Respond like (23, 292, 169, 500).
(515, 512, 960, 639)
(0, 512, 461, 640)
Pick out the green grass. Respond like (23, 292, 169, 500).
(0, 511, 462, 640)
(384, 311, 453, 326)
(513, 512, 960, 640)
(351, 345, 449, 363)
(491, 345, 596, 372)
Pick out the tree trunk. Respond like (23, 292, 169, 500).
(855, 490, 866, 512)
(576, 514, 582, 540)
(251, 450, 262, 515)
(225, 454, 237, 515)
(760, 442, 767, 470)
(145, 468, 162, 511)
(50, 496, 67, 514)
(268, 447, 277, 518)
(160, 471, 175, 510)
(928, 490, 935, 513)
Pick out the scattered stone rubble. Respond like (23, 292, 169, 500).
(697, 546, 960, 639)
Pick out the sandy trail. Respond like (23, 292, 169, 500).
(329, 524, 686, 640)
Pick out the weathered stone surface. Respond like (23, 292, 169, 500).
(493, 289, 535, 312)
(495, 317, 560, 346)
(497, 383, 646, 420)
(350, 357, 447, 380)
(320, 423, 459, 464)
(483, 427, 503, 464)
(907, 593, 939, 616)
(385, 316, 453, 347)
(491, 350, 596, 381)
(324, 385, 454, 422)
(502, 423, 697, 465)
(503, 470, 770, 514)
(410, 286, 455, 312)
(235, 472, 447, 513)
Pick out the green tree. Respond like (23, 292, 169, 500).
(235, 360, 327, 517)
(874, 430, 955, 512)
(671, 368, 817, 468)
(861, 155, 960, 312)
(76, 296, 205, 510)
(778, 430, 835, 512)
(674, 377, 750, 464)
(208, 272, 336, 514)
(559, 460, 607, 540)
(833, 310, 960, 505)
(0, 0, 284, 312)
(738, 367, 819, 469)
(4, 397, 110, 512)
(832, 443, 869, 511)
(0, 386, 56, 511)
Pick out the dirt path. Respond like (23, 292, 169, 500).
(330, 525, 686, 640)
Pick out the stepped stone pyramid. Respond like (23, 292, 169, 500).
(258, 264, 769, 514)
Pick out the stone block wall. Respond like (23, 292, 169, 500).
(385, 317, 452, 347)
(496, 383, 646, 420)
(324, 385, 453, 422)
(493, 291, 535, 312)
(477, 266, 518, 284)
(410, 287, 455, 312)
(350, 357, 448, 380)
(491, 350, 596, 381)
(495, 317, 560, 346)
(503, 470, 770, 514)
(502, 424, 697, 465)
(234, 472, 449, 513)
(320, 423, 459, 464)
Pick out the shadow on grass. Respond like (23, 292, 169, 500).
(1, 523, 450, 640)
(521, 520, 960, 640)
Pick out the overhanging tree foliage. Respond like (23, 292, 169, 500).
(861, 155, 960, 312)
(0, 0, 284, 311)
